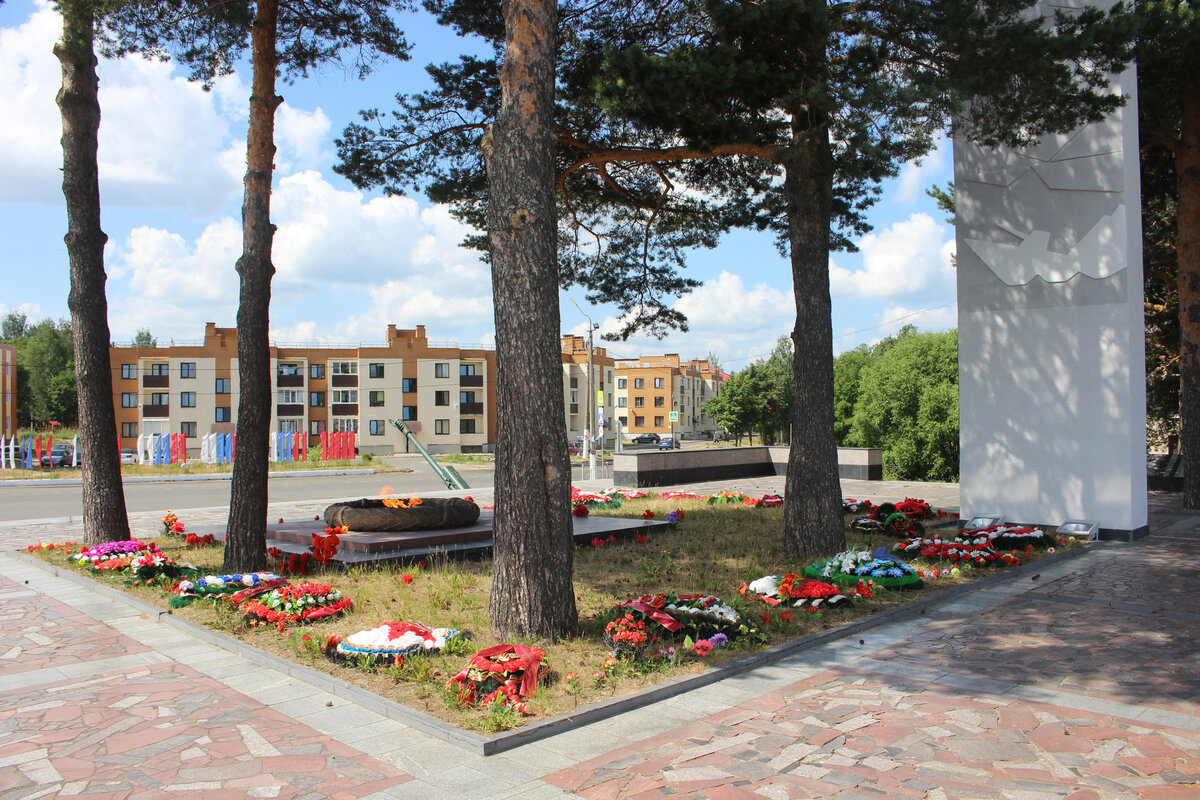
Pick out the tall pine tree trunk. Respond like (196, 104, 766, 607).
(782, 119, 845, 558)
(55, 0, 130, 545)
(486, 0, 577, 639)
(225, 0, 280, 572)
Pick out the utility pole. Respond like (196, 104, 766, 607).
(570, 297, 599, 480)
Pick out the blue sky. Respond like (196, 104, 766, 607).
(0, 0, 958, 369)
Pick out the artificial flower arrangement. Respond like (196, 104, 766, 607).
(843, 498, 874, 514)
(740, 574, 854, 610)
(311, 526, 343, 567)
(123, 550, 198, 584)
(268, 546, 313, 576)
(967, 524, 1053, 549)
(751, 494, 784, 508)
(75, 540, 156, 570)
(446, 644, 547, 714)
(657, 490, 704, 501)
(894, 498, 948, 519)
(161, 510, 185, 537)
(571, 486, 619, 507)
(170, 572, 285, 608)
(603, 613, 650, 659)
(850, 500, 927, 538)
(572, 503, 590, 517)
(604, 488, 652, 500)
(241, 582, 353, 627)
(893, 537, 1012, 567)
(805, 547, 922, 589)
(26, 541, 78, 555)
(707, 491, 748, 505)
(332, 621, 464, 664)
(621, 592, 755, 643)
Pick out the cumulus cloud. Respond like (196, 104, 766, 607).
(829, 213, 955, 300)
(893, 136, 949, 204)
(0, 1, 247, 214)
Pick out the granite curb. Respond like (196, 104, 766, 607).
(11, 539, 1102, 756)
(0, 467, 379, 488)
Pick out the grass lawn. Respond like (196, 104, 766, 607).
(28, 495, 1085, 734)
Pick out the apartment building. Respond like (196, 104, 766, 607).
(561, 335, 616, 446)
(110, 323, 496, 456)
(612, 354, 724, 439)
(0, 344, 16, 436)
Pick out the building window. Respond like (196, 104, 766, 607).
(634, 396, 644, 407)
(150, 392, 169, 406)
(619, 416, 628, 427)
(460, 391, 477, 404)
(435, 390, 450, 406)
(617, 378, 627, 389)
(607, 370, 613, 385)
(332, 361, 357, 375)
(655, 416, 665, 427)
(121, 393, 137, 408)
(121, 364, 136, 380)
(460, 363, 477, 376)
(634, 378, 644, 388)
(402, 406, 417, 420)
(181, 421, 197, 438)
(460, 418, 476, 434)
(310, 420, 326, 435)
(434, 419, 450, 435)
(369, 363, 385, 379)
(215, 378, 230, 394)
(435, 362, 450, 378)
(402, 378, 417, 392)
(150, 363, 170, 376)
(654, 377, 665, 388)
(369, 419, 386, 435)
(332, 389, 357, 404)
(617, 397, 627, 408)
(310, 392, 325, 407)
(332, 418, 358, 433)
(278, 389, 300, 404)
(634, 415, 644, 427)
(369, 390, 385, 407)
(216, 407, 231, 422)
(121, 422, 138, 438)
(311, 364, 325, 380)
(181, 391, 197, 408)
(278, 363, 299, 376)
(279, 419, 302, 434)
(570, 390, 578, 403)
(180, 362, 196, 378)
(654, 396, 665, 407)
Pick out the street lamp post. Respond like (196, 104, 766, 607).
(571, 298, 600, 481)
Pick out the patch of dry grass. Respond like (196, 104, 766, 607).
(29, 497, 1085, 733)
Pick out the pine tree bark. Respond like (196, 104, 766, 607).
(1179, 80, 1200, 507)
(55, 0, 131, 545)
(782, 118, 845, 559)
(486, 0, 578, 639)
(225, 0, 280, 572)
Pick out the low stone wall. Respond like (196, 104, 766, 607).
(613, 446, 883, 487)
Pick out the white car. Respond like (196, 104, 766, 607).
(120, 448, 137, 465)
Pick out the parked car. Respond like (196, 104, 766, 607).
(713, 430, 729, 442)
(41, 444, 75, 468)
(631, 433, 660, 444)
(120, 448, 137, 465)
(567, 442, 583, 456)
(657, 436, 681, 450)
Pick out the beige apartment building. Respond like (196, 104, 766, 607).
(110, 323, 496, 456)
(560, 334, 616, 446)
(612, 354, 724, 440)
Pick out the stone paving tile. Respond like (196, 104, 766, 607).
(0, 660, 412, 799)
(544, 667, 1200, 799)
(0, 571, 151, 676)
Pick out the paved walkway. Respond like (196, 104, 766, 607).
(0, 482, 1196, 799)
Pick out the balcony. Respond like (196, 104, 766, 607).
(331, 375, 358, 388)
(277, 374, 304, 387)
(142, 404, 169, 418)
(331, 403, 358, 416)
(569, 403, 579, 415)
(276, 404, 303, 417)
(459, 374, 483, 387)
(461, 402, 484, 416)
(142, 375, 169, 389)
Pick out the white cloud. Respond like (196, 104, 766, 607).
(276, 103, 332, 173)
(829, 213, 955, 299)
(877, 303, 957, 332)
(0, 0, 244, 214)
(893, 136, 949, 204)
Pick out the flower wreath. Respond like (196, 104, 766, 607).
(740, 574, 854, 609)
(707, 491, 748, 505)
(621, 592, 750, 641)
(241, 582, 353, 626)
(893, 537, 1011, 567)
(968, 524, 1052, 549)
(571, 486, 620, 508)
(843, 498, 874, 514)
(170, 572, 285, 608)
(446, 644, 546, 713)
(805, 547, 923, 589)
(335, 621, 463, 663)
(76, 540, 155, 567)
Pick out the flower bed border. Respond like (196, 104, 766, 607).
(13, 542, 1097, 756)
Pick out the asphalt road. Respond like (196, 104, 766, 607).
(0, 468, 497, 523)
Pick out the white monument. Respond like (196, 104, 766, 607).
(955, 65, 1147, 539)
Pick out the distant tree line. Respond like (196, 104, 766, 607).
(2, 311, 77, 429)
(702, 336, 794, 446)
